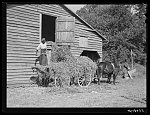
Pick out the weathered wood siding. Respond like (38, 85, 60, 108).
(7, 4, 103, 87)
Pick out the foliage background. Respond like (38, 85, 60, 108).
(76, 4, 147, 66)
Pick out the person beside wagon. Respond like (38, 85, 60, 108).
(122, 59, 133, 79)
(35, 38, 48, 66)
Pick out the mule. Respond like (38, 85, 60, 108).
(96, 61, 120, 85)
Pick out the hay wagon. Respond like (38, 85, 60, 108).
(30, 44, 97, 88)
(31, 63, 95, 87)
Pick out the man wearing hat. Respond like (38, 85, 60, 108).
(35, 38, 48, 66)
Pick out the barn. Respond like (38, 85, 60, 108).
(7, 4, 107, 87)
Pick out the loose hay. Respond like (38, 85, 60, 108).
(32, 42, 97, 87)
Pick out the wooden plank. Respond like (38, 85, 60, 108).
(88, 44, 102, 49)
(7, 62, 35, 66)
(7, 44, 37, 49)
(75, 29, 100, 38)
(7, 60, 36, 64)
(7, 71, 35, 75)
(7, 56, 36, 60)
(88, 37, 102, 42)
(38, 5, 70, 17)
(7, 17, 38, 26)
(7, 68, 34, 73)
(7, 48, 36, 53)
(7, 80, 32, 84)
(7, 65, 38, 69)
(7, 79, 34, 83)
(7, 64, 34, 68)
(7, 51, 37, 55)
(7, 35, 39, 42)
(7, 66, 34, 70)
(7, 46, 36, 52)
(7, 67, 34, 71)
(7, 24, 39, 33)
(7, 54, 36, 58)
(75, 34, 102, 43)
(7, 82, 33, 88)
(7, 30, 39, 38)
(7, 26, 39, 35)
(7, 60, 35, 63)
(7, 25, 39, 33)
(7, 71, 35, 76)
(7, 10, 39, 20)
(88, 41, 102, 46)
(70, 46, 82, 57)
(7, 82, 34, 87)
(7, 63, 34, 67)
(7, 23, 39, 31)
(7, 46, 36, 51)
(7, 36, 39, 43)
(7, 68, 33, 72)
(7, 77, 34, 81)
(7, 73, 35, 77)
(44, 4, 70, 16)
(7, 41, 38, 47)
(7, 33, 39, 41)
(7, 21, 39, 29)
(7, 12, 39, 23)
(75, 19, 83, 24)
(7, 5, 39, 16)
(7, 68, 34, 72)
(75, 23, 93, 31)
(75, 27, 98, 36)
(56, 32, 74, 43)
(7, 14, 39, 24)
(7, 17, 39, 27)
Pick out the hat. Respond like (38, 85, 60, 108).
(41, 38, 46, 41)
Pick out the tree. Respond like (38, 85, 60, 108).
(76, 4, 146, 66)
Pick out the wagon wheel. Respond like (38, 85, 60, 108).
(78, 74, 91, 87)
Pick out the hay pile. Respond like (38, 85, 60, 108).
(33, 42, 97, 87)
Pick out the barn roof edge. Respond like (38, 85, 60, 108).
(61, 4, 108, 42)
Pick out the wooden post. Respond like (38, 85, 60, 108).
(131, 49, 133, 70)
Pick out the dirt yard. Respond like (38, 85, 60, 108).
(7, 64, 147, 108)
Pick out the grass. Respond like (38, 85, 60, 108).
(132, 63, 146, 77)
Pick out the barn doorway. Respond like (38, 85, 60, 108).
(41, 14, 56, 42)
(80, 50, 101, 62)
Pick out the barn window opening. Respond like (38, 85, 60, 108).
(80, 50, 100, 62)
(41, 14, 56, 42)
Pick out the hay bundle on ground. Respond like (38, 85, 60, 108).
(32, 62, 71, 87)
(47, 62, 71, 87)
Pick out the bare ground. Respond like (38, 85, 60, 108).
(7, 74, 146, 108)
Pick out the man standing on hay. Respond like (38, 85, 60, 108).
(35, 38, 48, 66)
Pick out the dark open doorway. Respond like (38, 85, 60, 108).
(80, 50, 101, 62)
(42, 14, 56, 42)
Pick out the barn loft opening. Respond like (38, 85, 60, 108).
(80, 50, 101, 62)
(41, 14, 56, 42)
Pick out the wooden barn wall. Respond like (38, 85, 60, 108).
(7, 4, 103, 87)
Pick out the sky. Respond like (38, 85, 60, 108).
(65, 4, 85, 13)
